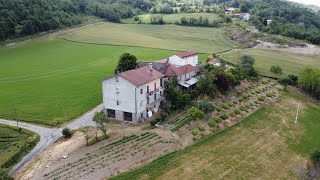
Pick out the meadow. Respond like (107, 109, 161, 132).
(110, 90, 320, 179)
(60, 22, 237, 54)
(0, 124, 39, 170)
(0, 39, 209, 126)
(122, 13, 221, 24)
(221, 48, 320, 76)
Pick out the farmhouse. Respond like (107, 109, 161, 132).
(102, 51, 200, 123)
(102, 64, 165, 123)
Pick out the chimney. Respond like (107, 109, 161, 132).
(149, 63, 153, 76)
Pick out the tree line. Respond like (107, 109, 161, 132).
(0, 0, 156, 40)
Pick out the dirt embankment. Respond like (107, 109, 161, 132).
(254, 41, 320, 55)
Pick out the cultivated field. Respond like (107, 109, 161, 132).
(111, 90, 320, 179)
(0, 39, 203, 126)
(60, 22, 237, 53)
(0, 124, 39, 170)
(122, 13, 221, 24)
(221, 48, 320, 76)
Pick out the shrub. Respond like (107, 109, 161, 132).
(234, 109, 241, 115)
(216, 106, 222, 112)
(242, 94, 249, 99)
(255, 100, 260, 104)
(208, 120, 218, 128)
(220, 114, 229, 120)
(255, 89, 261, 93)
(239, 106, 246, 111)
(134, 16, 139, 21)
(188, 107, 205, 120)
(199, 99, 215, 113)
(258, 96, 266, 101)
(227, 102, 234, 107)
(238, 98, 244, 102)
(310, 149, 320, 166)
(245, 104, 250, 109)
(250, 102, 256, 106)
(198, 126, 206, 132)
(229, 112, 236, 117)
(191, 130, 198, 136)
(233, 100, 239, 105)
(62, 128, 72, 138)
(266, 92, 274, 97)
(214, 117, 223, 123)
(221, 103, 229, 109)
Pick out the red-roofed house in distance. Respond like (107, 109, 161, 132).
(102, 64, 165, 123)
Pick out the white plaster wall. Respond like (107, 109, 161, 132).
(169, 55, 198, 66)
(102, 76, 136, 114)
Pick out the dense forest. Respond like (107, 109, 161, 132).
(0, 0, 156, 40)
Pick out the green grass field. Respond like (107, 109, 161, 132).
(122, 13, 221, 24)
(0, 124, 39, 169)
(221, 48, 320, 76)
(0, 39, 207, 126)
(110, 90, 320, 179)
(60, 22, 237, 54)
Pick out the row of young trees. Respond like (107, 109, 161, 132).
(0, 0, 156, 40)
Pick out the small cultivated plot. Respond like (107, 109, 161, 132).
(111, 90, 320, 179)
(0, 124, 39, 170)
(39, 130, 176, 180)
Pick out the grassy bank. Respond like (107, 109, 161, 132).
(0, 124, 39, 170)
(110, 90, 320, 179)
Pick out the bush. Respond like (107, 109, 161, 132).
(221, 103, 229, 109)
(0, 168, 13, 180)
(239, 106, 246, 111)
(220, 114, 229, 120)
(255, 89, 261, 94)
(233, 100, 239, 105)
(310, 149, 320, 166)
(234, 109, 241, 115)
(216, 106, 222, 112)
(199, 99, 215, 113)
(214, 117, 223, 123)
(238, 98, 244, 102)
(266, 92, 274, 97)
(62, 128, 72, 138)
(208, 120, 218, 128)
(188, 107, 205, 120)
(227, 102, 234, 107)
(134, 16, 139, 21)
(250, 102, 256, 106)
(191, 130, 198, 136)
(229, 112, 236, 117)
(242, 94, 249, 99)
(198, 126, 206, 132)
(258, 96, 266, 101)
(245, 104, 250, 109)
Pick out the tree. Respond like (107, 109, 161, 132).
(196, 71, 217, 98)
(0, 168, 12, 180)
(92, 112, 109, 138)
(239, 55, 255, 69)
(215, 74, 229, 93)
(278, 77, 293, 90)
(299, 67, 320, 99)
(62, 127, 72, 138)
(240, 3, 249, 13)
(81, 126, 92, 146)
(115, 53, 137, 73)
(288, 74, 299, 85)
(270, 65, 283, 78)
(188, 107, 205, 120)
(161, 3, 173, 14)
(199, 99, 215, 113)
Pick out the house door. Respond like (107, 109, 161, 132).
(124, 112, 132, 122)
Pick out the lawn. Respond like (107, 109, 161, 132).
(122, 13, 221, 24)
(59, 22, 237, 54)
(110, 90, 320, 180)
(221, 48, 320, 76)
(0, 124, 39, 170)
(0, 39, 208, 126)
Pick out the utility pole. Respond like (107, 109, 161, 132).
(13, 104, 19, 128)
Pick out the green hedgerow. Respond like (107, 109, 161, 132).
(191, 130, 198, 136)
(198, 126, 206, 132)
(220, 114, 229, 120)
(234, 109, 241, 115)
(208, 120, 218, 128)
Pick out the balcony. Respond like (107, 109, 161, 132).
(146, 87, 163, 97)
(147, 96, 165, 108)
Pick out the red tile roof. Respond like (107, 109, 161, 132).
(176, 51, 198, 58)
(164, 64, 200, 77)
(120, 66, 165, 86)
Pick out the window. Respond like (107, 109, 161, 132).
(154, 82, 156, 91)
(115, 77, 118, 82)
(147, 86, 149, 93)
(154, 94, 156, 101)
(140, 89, 143, 94)
(147, 97, 149, 104)
(160, 78, 163, 87)
(117, 100, 120, 105)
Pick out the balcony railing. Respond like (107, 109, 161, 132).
(146, 87, 163, 97)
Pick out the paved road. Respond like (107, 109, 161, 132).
(0, 104, 104, 175)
